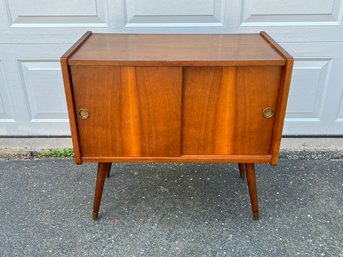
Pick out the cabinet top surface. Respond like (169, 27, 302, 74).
(67, 33, 287, 66)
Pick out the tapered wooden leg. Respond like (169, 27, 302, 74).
(245, 163, 259, 220)
(92, 162, 108, 220)
(106, 163, 112, 178)
(238, 163, 245, 179)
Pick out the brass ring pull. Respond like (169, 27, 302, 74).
(78, 108, 90, 120)
(263, 107, 274, 119)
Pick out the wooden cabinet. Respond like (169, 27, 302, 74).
(61, 32, 293, 220)
(71, 66, 182, 157)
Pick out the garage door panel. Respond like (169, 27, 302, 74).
(0, 0, 120, 44)
(233, 0, 343, 42)
(241, 0, 342, 24)
(124, 0, 225, 27)
(282, 42, 343, 134)
(0, 60, 13, 121)
(0, 0, 342, 135)
(287, 58, 332, 119)
(338, 99, 343, 121)
(3, 0, 109, 27)
(19, 60, 68, 121)
(0, 44, 71, 135)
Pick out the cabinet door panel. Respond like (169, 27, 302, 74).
(181, 67, 237, 154)
(234, 66, 282, 154)
(182, 66, 282, 155)
(71, 66, 182, 157)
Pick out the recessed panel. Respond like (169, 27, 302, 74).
(19, 60, 68, 122)
(0, 60, 13, 120)
(337, 94, 343, 120)
(124, 0, 224, 27)
(0, 95, 5, 114)
(241, 0, 342, 25)
(0, 66, 6, 115)
(127, 0, 214, 16)
(286, 59, 331, 120)
(5, 0, 108, 27)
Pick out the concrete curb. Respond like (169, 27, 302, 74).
(0, 137, 343, 160)
(0, 137, 72, 160)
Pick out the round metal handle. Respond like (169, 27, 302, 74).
(78, 108, 90, 120)
(262, 107, 274, 119)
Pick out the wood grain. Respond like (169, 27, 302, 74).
(71, 66, 182, 157)
(92, 162, 108, 220)
(261, 32, 295, 165)
(234, 66, 282, 154)
(271, 61, 294, 165)
(182, 67, 236, 154)
(60, 31, 91, 164)
(81, 155, 272, 163)
(182, 66, 282, 155)
(260, 31, 293, 60)
(245, 163, 259, 219)
(238, 163, 245, 179)
(68, 34, 285, 66)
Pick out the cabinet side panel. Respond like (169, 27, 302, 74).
(71, 66, 182, 157)
(60, 59, 82, 163)
(270, 60, 294, 165)
(234, 66, 282, 154)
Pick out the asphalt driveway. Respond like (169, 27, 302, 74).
(0, 159, 342, 257)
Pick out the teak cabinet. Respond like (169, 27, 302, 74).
(61, 32, 293, 220)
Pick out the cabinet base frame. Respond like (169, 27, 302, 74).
(91, 162, 259, 220)
(81, 154, 273, 164)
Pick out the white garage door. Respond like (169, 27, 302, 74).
(0, 0, 342, 135)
